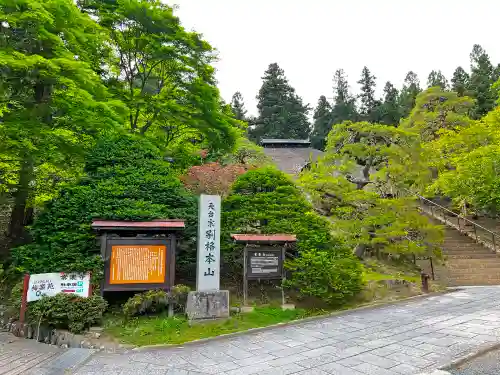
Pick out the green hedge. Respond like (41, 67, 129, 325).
(221, 167, 364, 305)
(12, 134, 198, 278)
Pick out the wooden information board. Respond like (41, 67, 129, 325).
(246, 249, 283, 280)
(103, 238, 174, 292)
(110, 245, 166, 284)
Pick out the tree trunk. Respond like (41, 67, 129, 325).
(6, 157, 33, 253)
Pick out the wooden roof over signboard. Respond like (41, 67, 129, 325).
(231, 234, 297, 243)
(91, 219, 185, 231)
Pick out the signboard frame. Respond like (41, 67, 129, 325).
(102, 237, 175, 292)
(243, 245, 286, 306)
(245, 246, 284, 280)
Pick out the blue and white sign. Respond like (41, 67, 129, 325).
(27, 272, 91, 302)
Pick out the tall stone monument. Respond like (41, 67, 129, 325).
(186, 194, 229, 321)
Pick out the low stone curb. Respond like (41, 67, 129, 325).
(439, 341, 500, 371)
(133, 287, 460, 351)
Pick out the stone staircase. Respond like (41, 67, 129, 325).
(435, 226, 500, 286)
(418, 197, 500, 286)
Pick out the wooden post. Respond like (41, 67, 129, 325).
(19, 274, 30, 324)
(281, 245, 286, 306)
(243, 246, 248, 306)
(87, 272, 93, 297)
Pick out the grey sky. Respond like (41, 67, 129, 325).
(171, 0, 499, 116)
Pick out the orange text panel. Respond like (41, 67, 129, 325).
(110, 245, 166, 284)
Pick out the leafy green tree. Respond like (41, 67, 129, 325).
(451, 66, 470, 97)
(399, 71, 422, 118)
(222, 167, 364, 305)
(427, 105, 500, 213)
(300, 121, 442, 260)
(0, 0, 123, 252)
(310, 95, 332, 150)
(402, 87, 474, 142)
(468, 44, 496, 118)
(230, 92, 247, 121)
(79, 0, 238, 151)
(379, 82, 401, 126)
(357, 66, 380, 122)
(253, 63, 311, 140)
(427, 70, 448, 90)
(392, 88, 474, 193)
(12, 134, 198, 275)
(331, 69, 358, 124)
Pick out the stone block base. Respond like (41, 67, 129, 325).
(186, 290, 230, 321)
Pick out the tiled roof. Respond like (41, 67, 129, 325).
(231, 234, 297, 243)
(262, 147, 323, 175)
(261, 139, 311, 145)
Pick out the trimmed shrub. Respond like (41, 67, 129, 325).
(29, 293, 108, 333)
(122, 285, 191, 318)
(12, 134, 198, 277)
(222, 167, 364, 305)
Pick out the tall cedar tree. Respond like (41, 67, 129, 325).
(0, 0, 122, 253)
(380, 82, 401, 126)
(399, 71, 422, 118)
(310, 95, 333, 150)
(357, 66, 380, 122)
(451, 67, 470, 97)
(331, 69, 358, 125)
(253, 63, 311, 140)
(469, 44, 496, 119)
(427, 70, 448, 90)
(230, 92, 247, 121)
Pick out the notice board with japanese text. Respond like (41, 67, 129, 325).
(103, 238, 174, 291)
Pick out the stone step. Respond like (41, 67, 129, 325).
(444, 252, 497, 258)
(447, 262, 500, 270)
(448, 279, 500, 286)
(443, 241, 484, 247)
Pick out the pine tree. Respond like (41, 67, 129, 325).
(331, 69, 358, 125)
(254, 63, 311, 140)
(400, 71, 421, 118)
(379, 82, 401, 126)
(310, 95, 333, 150)
(357, 66, 379, 121)
(427, 70, 448, 90)
(451, 67, 470, 97)
(469, 44, 496, 119)
(231, 92, 247, 121)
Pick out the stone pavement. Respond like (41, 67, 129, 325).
(0, 331, 95, 375)
(6, 286, 500, 375)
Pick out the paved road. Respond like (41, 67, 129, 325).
(445, 347, 500, 375)
(69, 287, 500, 375)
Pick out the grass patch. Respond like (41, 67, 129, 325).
(363, 271, 419, 283)
(104, 307, 326, 347)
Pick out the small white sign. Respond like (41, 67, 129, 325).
(196, 194, 221, 291)
(27, 272, 91, 302)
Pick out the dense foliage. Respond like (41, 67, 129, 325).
(29, 293, 107, 333)
(0, 0, 124, 250)
(0, 0, 241, 260)
(222, 167, 364, 304)
(12, 135, 198, 275)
